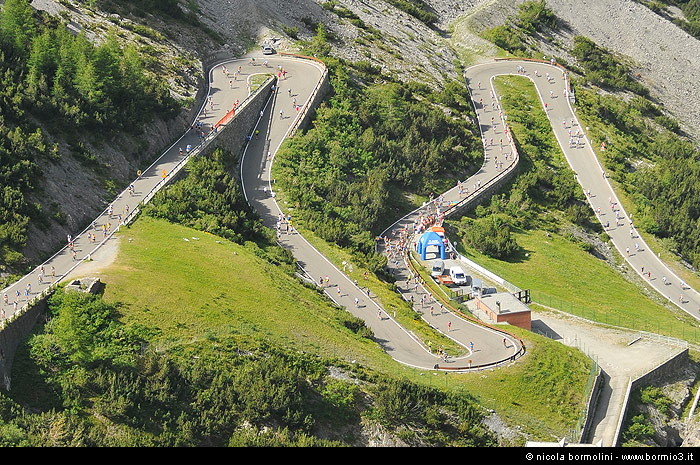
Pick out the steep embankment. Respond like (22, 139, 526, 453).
(21, 0, 700, 274)
(6, 0, 504, 271)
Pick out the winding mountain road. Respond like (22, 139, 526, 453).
(470, 59, 700, 320)
(237, 55, 521, 370)
(2, 53, 697, 389)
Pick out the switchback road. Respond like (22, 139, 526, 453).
(3, 54, 696, 382)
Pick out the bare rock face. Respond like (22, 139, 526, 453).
(17, 1, 206, 267)
(682, 414, 700, 447)
(629, 363, 699, 447)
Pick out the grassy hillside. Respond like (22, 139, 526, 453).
(449, 75, 700, 343)
(100, 217, 391, 367)
(0, 5, 598, 445)
(99, 217, 596, 442)
(1, 215, 593, 445)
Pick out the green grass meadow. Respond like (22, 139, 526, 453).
(91, 216, 593, 441)
(100, 216, 392, 367)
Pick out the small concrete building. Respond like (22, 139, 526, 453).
(474, 292, 531, 330)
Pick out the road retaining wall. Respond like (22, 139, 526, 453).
(279, 53, 330, 137)
(0, 295, 49, 391)
(201, 77, 277, 182)
(613, 348, 689, 446)
(0, 65, 275, 393)
(579, 367, 604, 443)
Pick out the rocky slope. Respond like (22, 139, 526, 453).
(194, 0, 700, 143)
(462, 0, 700, 142)
(22, 0, 700, 261)
(18, 0, 212, 266)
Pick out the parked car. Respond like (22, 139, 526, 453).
(262, 44, 274, 55)
(471, 278, 482, 298)
(430, 260, 444, 278)
(449, 266, 468, 286)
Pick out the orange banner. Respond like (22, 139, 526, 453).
(215, 108, 235, 128)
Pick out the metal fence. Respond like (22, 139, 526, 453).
(531, 290, 697, 347)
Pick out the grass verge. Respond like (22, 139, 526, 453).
(451, 75, 700, 344)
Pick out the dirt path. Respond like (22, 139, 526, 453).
(63, 236, 121, 282)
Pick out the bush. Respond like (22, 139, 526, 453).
(566, 203, 592, 227)
(385, 0, 438, 26)
(482, 25, 529, 55)
(275, 40, 480, 260)
(339, 313, 374, 339)
(624, 413, 655, 442)
(571, 36, 649, 96)
(462, 215, 520, 259)
(639, 386, 673, 416)
(282, 25, 299, 39)
(515, 0, 558, 33)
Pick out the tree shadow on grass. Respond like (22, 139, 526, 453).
(501, 243, 534, 264)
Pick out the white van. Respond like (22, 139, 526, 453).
(449, 266, 468, 285)
(471, 278, 482, 298)
(430, 260, 444, 278)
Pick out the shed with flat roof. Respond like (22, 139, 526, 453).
(475, 292, 531, 330)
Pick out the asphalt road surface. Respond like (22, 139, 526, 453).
(238, 55, 518, 370)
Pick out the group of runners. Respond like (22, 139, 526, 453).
(1, 58, 273, 324)
(0, 155, 149, 322)
(275, 213, 294, 239)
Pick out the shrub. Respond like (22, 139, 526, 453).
(274, 44, 480, 261)
(571, 36, 649, 96)
(515, 0, 558, 33)
(482, 25, 529, 55)
(462, 215, 520, 259)
(385, 0, 438, 26)
(640, 386, 673, 416)
(624, 413, 655, 442)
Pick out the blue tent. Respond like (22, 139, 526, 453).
(417, 231, 445, 260)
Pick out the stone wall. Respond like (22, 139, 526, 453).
(580, 369, 604, 443)
(287, 58, 330, 136)
(0, 296, 49, 391)
(447, 162, 521, 219)
(613, 348, 690, 446)
(202, 76, 277, 182)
